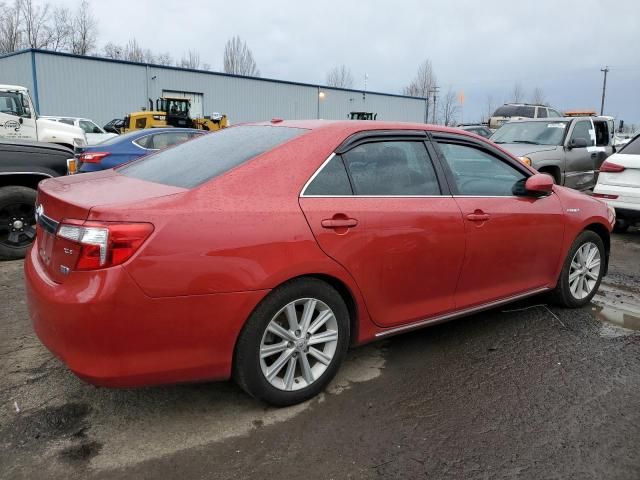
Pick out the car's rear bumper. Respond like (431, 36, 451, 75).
(593, 183, 640, 220)
(24, 243, 268, 387)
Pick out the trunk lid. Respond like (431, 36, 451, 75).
(36, 170, 186, 283)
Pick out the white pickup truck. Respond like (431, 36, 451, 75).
(0, 85, 87, 149)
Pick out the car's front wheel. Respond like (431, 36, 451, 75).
(552, 230, 605, 307)
(234, 278, 350, 406)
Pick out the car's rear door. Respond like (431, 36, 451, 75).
(299, 132, 466, 328)
(432, 133, 565, 309)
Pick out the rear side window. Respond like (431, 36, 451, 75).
(342, 141, 440, 195)
(119, 126, 306, 188)
(304, 155, 352, 196)
(619, 135, 640, 155)
(493, 105, 536, 118)
(537, 107, 548, 118)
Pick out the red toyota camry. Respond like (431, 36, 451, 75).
(25, 120, 615, 405)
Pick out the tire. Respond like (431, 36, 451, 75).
(234, 278, 350, 406)
(613, 220, 629, 233)
(0, 186, 37, 260)
(551, 230, 605, 308)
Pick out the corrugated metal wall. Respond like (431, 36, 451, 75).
(0, 50, 427, 126)
(0, 52, 34, 93)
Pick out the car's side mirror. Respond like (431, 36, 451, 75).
(524, 173, 554, 195)
(568, 137, 588, 149)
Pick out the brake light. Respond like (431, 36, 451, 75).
(79, 152, 110, 164)
(57, 221, 153, 270)
(600, 161, 625, 173)
(592, 193, 619, 200)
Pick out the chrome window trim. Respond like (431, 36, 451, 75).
(375, 287, 549, 338)
(564, 170, 596, 178)
(0, 171, 52, 177)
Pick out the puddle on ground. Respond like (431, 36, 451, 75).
(589, 303, 640, 336)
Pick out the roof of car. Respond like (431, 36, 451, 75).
(122, 127, 203, 137)
(250, 119, 476, 137)
(507, 116, 605, 123)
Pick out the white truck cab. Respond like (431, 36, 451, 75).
(0, 85, 87, 149)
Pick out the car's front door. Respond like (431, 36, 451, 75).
(0, 90, 37, 141)
(563, 119, 597, 190)
(432, 135, 565, 309)
(299, 135, 466, 328)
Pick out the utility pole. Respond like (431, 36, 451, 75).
(431, 86, 440, 124)
(600, 66, 609, 115)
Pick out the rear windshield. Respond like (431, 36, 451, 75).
(493, 105, 536, 118)
(118, 125, 307, 188)
(619, 134, 640, 155)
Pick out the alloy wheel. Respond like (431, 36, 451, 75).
(568, 242, 601, 300)
(0, 203, 36, 249)
(260, 298, 339, 391)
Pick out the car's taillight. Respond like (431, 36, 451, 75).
(592, 193, 619, 199)
(600, 161, 626, 173)
(57, 221, 153, 270)
(79, 152, 110, 164)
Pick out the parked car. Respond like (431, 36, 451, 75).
(77, 128, 205, 172)
(593, 133, 640, 232)
(0, 140, 74, 260)
(489, 103, 563, 129)
(0, 85, 87, 149)
(41, 116, 117, 145)
(491, 117, 614, 191)
(25, 120, 614, 406)
(459, 124, 493, 138)
(103, 118, 125, 134)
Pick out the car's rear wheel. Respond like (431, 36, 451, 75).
(551, 230, 605, 307)
(0, 186, 37, 260)
(234, 278, 350, 406)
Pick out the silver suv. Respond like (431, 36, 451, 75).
(489, 103, 563, 129)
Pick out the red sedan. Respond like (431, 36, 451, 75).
(25, 120, 615, 406)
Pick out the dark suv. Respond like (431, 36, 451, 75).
(489, 103, 563, 129)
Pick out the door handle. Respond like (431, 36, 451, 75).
(321, 218, 358, 229)
(590, 153, 597, 159)
(466, 212, 490, 222)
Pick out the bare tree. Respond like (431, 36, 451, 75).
(49, 6, 71, 51)
(102, 41, 123, 59)
(70, 0, 96, 55)
(20, 0, 52, 49)
(483, 94, 495, 122)
(123, 38, 144, 62)
(156, 52, 173, 66)
(439, 86, 460, 126)
(530, 86, 546, 105)
(223, 35, 260, 76)
(326, 65, 354, 89)
(178, 50, 200, 69)
(511, 81, 524, 103)
(402, 59, 437, 98)
(0, 0, 23, 53)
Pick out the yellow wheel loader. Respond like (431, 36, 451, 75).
(122, 97, 228, 132)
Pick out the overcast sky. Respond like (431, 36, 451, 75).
(55, 0, 640, 125)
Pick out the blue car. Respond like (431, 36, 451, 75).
(78, 128, 205, 172)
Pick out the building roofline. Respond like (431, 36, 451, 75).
(0, 48, 427, 101)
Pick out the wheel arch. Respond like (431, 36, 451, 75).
(537, 165, 562, 185)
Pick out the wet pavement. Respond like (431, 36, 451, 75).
(1, 231, 639, 479)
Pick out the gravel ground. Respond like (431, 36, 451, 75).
(1, 231, 639, 479)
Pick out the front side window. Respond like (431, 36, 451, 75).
(491, 121, 568, 146)
(80, 120, 101, 134)
(342, 141, 440, 195)
(437, 142, 526, 196)
(548, 109, 562, 118)
(0, 92, 27, 117)
(304, 155, 352, 196)
(570, 121, 594, 146)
